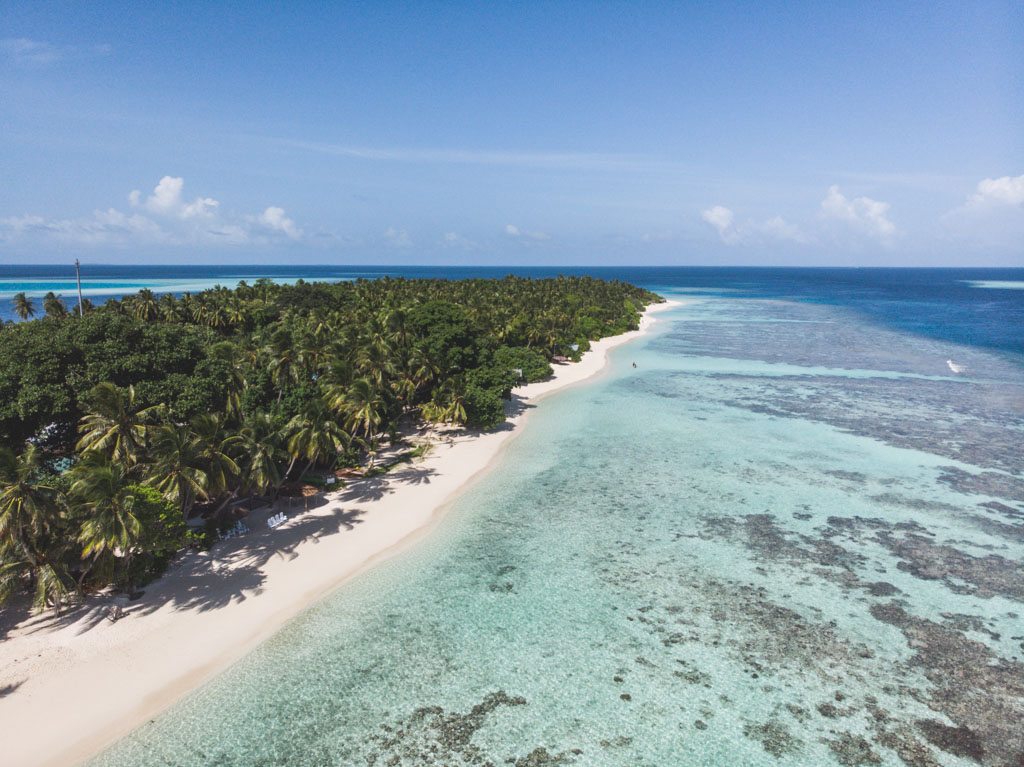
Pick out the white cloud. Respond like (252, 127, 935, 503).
(703, 187, 894, 248)
(761, 216, 808, 243)
(701, 205, 807, 246)
(941, 174, 1024, 248)
(1, 37, 111, 66)
(819, 185, 896, 240)
(2, 38, 63, 65)
(383, 227, 412, 248)
(441, 231, 477, 249)
(1, 176, 303, 248)
(131, 176, 219, 219)
(1, 209, 166, 246)
(259, 206, 302, 239)
(701, 206, 739, 244)
(504, 223, 550, 241)
(965, 174, 1024, 209)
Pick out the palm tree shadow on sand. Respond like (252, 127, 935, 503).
(3, 415, 518, 635)
(125, 501, 368, 617)
(91, 456, 439, 620)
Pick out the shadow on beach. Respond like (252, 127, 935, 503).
(1, 457, 447, 638)
(127, 500, 366, 618)
(1, 398, 541, 639)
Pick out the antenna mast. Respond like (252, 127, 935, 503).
(75, 259, 84, 317)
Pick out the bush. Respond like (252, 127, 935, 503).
(466, 365, 518, 399)
(121, 485, 196, 586)
(492, 346, 553, 383)
(463, 384, 506, 429)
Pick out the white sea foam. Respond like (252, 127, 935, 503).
(963, 280, 1024, 290)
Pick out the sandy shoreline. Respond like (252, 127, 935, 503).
(0, 299, 678, 767)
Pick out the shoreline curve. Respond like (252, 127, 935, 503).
(0, 298, 680, 767)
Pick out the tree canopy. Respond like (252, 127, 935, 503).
(1, 275, 660, 610)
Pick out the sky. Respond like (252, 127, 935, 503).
(1, 1, 1022, 266)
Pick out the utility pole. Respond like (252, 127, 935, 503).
(75, 259, 84, 317)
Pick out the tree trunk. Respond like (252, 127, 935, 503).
(284, 454, 299, 480)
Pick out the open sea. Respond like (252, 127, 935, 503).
(10, 265, 1023, 766)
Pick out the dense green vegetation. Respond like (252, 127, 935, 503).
(0, 276, 659, 611)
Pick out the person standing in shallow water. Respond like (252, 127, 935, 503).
(632, 362, 637, 368)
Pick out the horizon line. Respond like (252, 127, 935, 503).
(1, 263, 1022, 271)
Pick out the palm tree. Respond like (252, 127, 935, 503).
(266, 327, 302, 402)
(158, 293, 180, 322)
(189, 414, 240, 499)
(208, 341, 248, 418)
(144, 424, 210, 517)
(324, 377, 389, 467)
(131, 289, 160, 321)
(235, 413, 283, 498)
(421, 381, 467, 425)
(77, 383, 160, 467)
(397, 346, 438, 411)
(179, 292, 196, 322)
(42, 291, 68, 319)
(0, 445, 72, 611)
(11, 292, 35, 320)
(69, 452, 142, 585)
(355, 331, 396, 390)
(204, 304, 228, 332)
(225, 299, 248, 330)
(336, 377, 387, 441)
(284, 398, 347, 481)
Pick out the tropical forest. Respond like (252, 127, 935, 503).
(0, 276, 658, 612)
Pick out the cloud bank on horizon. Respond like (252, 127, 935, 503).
(0, 3, 1021, 266)
(4, 173, 1018, 263)
(2, 176, 302, 248)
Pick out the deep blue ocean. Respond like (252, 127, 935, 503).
(2, 264, 1023, 360)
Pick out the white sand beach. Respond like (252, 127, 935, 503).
(0, 300, 678, 767)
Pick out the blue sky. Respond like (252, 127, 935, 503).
(1, 2, 1022, 266)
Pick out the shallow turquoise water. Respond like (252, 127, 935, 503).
(89, 295, 1024, 767)
(0, 276, 333, 300)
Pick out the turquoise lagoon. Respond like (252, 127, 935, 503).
(89, 292, 1023, 766)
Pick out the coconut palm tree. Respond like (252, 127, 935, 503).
(421, 381, 468, 425)
(158, 292, 180, 322)
(396, 346, 438, 411)
(225, 298, 248, 331)
(69, 452, 142, 584)
(144, 424, 210, 517)
(11, 292, 35, 320)
(179, 292, 196, 321)
(235, 413, 283, 498)
(265, 327, 302, 402)
(284, 398, 347, 481)
(131, 289, 160, 321)
(77, 383, 160, 468)
(355, 331, 396, 390)
(189, 414, 240, 499)
(0, 445, 72, 611)
(337, 377, 388, 441)
(42, 291, 68, 319)
(208, 341, 248, 418)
